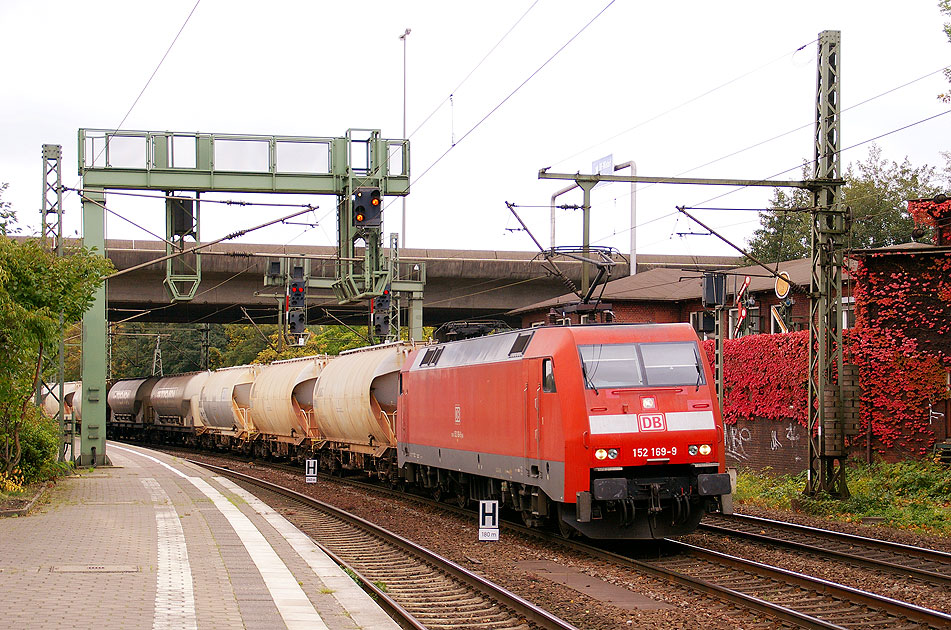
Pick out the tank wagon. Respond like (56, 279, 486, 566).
(197, 365, 259, 449)
(248, 355, 331, 456)
(41, 381, 83, 432)
(312, 343, 412, 476)
(151, 372, 212, 433)
(106, 376, 160, 439)
(94, 323, 731, 540)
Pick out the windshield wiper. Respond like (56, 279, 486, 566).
(582, 362, 599, 396)
(695, 362, 702, 392)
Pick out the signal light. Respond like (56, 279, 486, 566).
(288, 279, 306, 308)
(288, 309, 306, 334)
(375, 286, 391, 312)
(353, 187, 382, 227)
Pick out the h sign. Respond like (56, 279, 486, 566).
(479, 500, 500, 541)
(638, 413, 666, 432)
(479, 500, 499, 529)
(305, 459, 318, 483)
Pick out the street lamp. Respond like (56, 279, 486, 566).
(399, 28, 411, 248)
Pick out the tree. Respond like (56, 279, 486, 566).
(216, 323, 277, 368)
(0, 184, 16, 236)
(254, 325, 371, 363)
(0, 236, 114, 476)
(745, 147, 941, 263)
(746, 174, 813, 262)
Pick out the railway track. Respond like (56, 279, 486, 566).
(190, 460, 580, 630)
(305, 471, 951, 628)
(165, 448, 951, 629)
(639, 540, 951, 630)
(699, 513, 951, 586)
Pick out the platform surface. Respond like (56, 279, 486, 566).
(0, 443, 401, 630)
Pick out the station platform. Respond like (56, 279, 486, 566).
(0, 443, 401, 630)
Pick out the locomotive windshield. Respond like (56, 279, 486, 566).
(579, 341, 704, 388)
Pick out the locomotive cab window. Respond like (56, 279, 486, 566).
(579, 341, 704, 388)
(639, 342, 705, 386)
(542, 358, 556, 392)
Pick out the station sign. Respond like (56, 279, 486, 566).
(478, 500, 499, 541)
(592, 154, 613, 188)
(305, 459, 318, 484)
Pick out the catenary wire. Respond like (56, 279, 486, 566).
(408, 1, 616, 190)
(407, 0, 541, 140)
(587, 107, 951, 249)
(591, 65, 949, 209)
(547, 39, 819, 169)
(65, 1, 202, 202)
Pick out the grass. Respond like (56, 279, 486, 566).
(734, 459, 951, 536)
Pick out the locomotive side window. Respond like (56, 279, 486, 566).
(542, 358, 556, 392)
(579, 342, 704, 388)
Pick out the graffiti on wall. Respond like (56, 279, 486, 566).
(725, 424, 752, 461)
(725, 420, 806, 469)
(770, 425, 803, 462)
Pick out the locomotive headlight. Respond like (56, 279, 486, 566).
(607, 448, 619, 459)
(699, 444, 712, 456)
(688, 445, 699, 456)
(595, 448, 608, 460)
(641, 396, 656, 410)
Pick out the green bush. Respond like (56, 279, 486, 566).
(734, 460, 951, 535)
(15, 407, 62, 483)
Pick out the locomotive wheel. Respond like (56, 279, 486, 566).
(556, 504, 578, 539)
(453, 489, 468, 508)
(431, 486, 444, 502)
(521, 510, 543, 528)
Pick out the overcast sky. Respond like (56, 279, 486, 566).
(1, 1, 949, 260)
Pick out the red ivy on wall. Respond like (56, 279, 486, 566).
(702, 332, 809, 426)
(849, 252, 951, 455)
(907, 199, 951, 245)
(702, 250, 951, 457)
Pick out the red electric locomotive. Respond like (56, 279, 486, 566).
(398, 323, 731, 539)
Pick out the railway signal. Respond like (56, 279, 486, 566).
(372, 310, 389, 338)
(288, 308, 306, 334)
(373, 286, 392, 339)
(353, 186, 382, 227)
(288, 279, 306, 308)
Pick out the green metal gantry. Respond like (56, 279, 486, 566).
(76, 128, 424, 463)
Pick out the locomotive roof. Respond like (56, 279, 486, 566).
(409, 323, 697, 370)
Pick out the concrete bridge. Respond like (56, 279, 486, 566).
(102, 239, 739, 327)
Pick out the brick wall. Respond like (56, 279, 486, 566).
(724, 416, 808, 475)
(723, 362, 863, 474)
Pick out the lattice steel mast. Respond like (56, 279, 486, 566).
(39, 144, 71, 462)
(806, 30, 849, 497)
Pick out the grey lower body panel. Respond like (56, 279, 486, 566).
(399, 442, 566, 502)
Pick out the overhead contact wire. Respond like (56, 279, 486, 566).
(408, 0, 541, 140)
(410, 0, 616, 188)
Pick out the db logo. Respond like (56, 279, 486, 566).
(638, 413, 666, 432)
